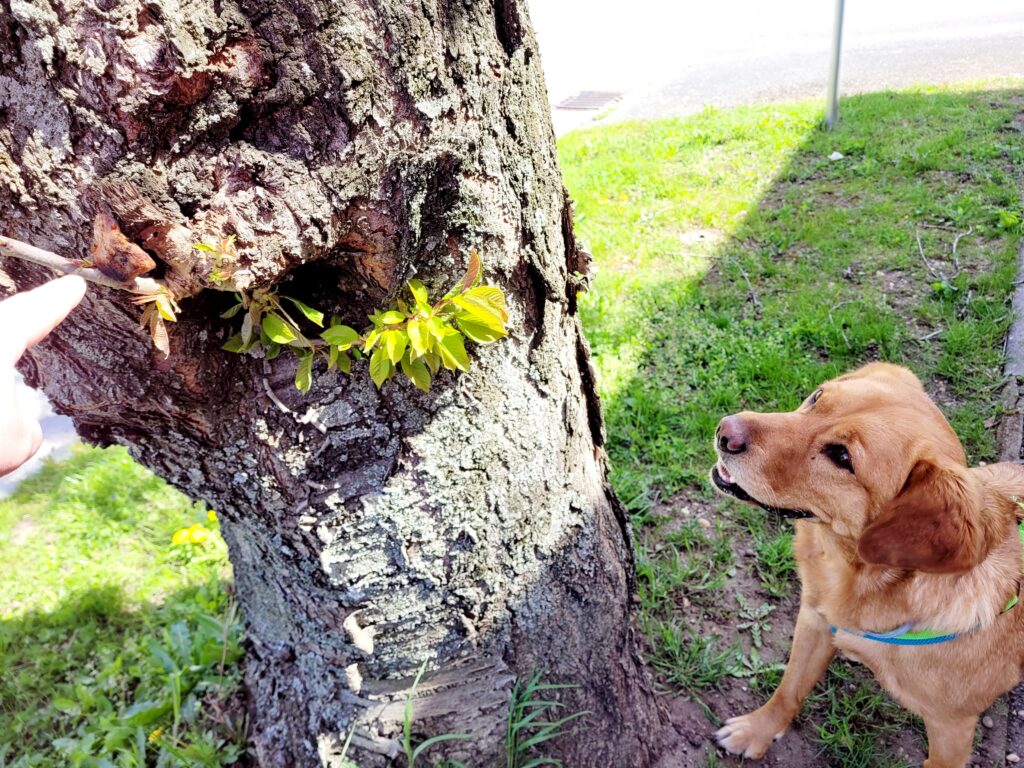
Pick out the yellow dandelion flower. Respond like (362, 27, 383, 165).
(188, 524, 209, 544)
(171, 528, 191, 545)
(207, 510, 218, 523)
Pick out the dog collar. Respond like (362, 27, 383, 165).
(830, 521, 1024, 646)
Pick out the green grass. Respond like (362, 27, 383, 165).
(560, 82, 1024, 766)
(0, 446, 243, 767)
(807, 665, 919, 768)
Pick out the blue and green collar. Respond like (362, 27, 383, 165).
(829, 521, 1024, 647)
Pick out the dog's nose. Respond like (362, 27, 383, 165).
(717, 415, 748, 454)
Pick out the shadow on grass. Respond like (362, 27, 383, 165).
(561, 85, 1024, 767)
(0, 583, 246, 767)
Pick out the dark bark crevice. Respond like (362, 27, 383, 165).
(493, 0, 523, 57)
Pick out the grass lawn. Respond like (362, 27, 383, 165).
(0, 447, 244, 767)
(560, 82, 1024, 766)
(1, 82, 1022, 767)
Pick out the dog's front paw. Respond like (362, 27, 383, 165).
(715, 710, 788, 759)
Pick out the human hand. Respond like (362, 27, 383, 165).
(0, 276, 86, 476)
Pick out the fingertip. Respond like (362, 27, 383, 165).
(54, 274, 88, 306)
(26, 418, 42, 457)
(0, 416, 43, 477)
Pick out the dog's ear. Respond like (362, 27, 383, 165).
(856, 459, 988, 573)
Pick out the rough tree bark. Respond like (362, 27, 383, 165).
(0, 0, 663, 764)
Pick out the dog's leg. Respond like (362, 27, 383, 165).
(715, 604, 834, 759)
(922, 713, 976, 768)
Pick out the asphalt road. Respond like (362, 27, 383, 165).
(619, 25, 1024, 122)
(530, 0, 1024, 134)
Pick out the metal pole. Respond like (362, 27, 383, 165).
(825, 0, 845, 130)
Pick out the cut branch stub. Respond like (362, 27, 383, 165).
(89, 212, 157, 282)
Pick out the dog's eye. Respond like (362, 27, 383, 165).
(823, 443, 854, 473)
(808, 389, 823, 406)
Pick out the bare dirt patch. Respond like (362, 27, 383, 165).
(647, 491, 937, 767)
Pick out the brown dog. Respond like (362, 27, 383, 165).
(711, 362, 1024, 768)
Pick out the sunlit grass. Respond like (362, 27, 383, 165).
(0, 446, 243, 767)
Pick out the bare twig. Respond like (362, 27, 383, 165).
(735, 260, 761, 309)
(919, 223, 962, 232)
(949, 225, 973, 274)
(914, 225, 971, 284)
(261, 374, 294, 416)
(0, 234, 164, 294)
(261, 360, 327, 433)
(828, 300, 853, 350)
(915, 228, 941, 281)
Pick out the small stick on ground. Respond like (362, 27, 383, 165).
(735, 260, 762, 310)
(915, 225, 971, 284)
(828, 300, 853, 350)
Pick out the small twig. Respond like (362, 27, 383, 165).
(915, 225, 972, 284)
(261, 360, 327, 433)
(917, 328, 945, 342)
(735, 261, 761, 309)
(949, 225, 973, 275)
(0, 234, 165, 294)
(915, 228, 943, 282)
(261, 374, 294, 416)
(828, 300, 853, 350)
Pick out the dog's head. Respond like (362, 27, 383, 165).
(711, 362, 995, 573)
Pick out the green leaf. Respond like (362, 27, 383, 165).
(424, 351, 441, 375)
(456, 312, 506, 343)
(146, 639, 176, 673)
(337, 350, 352, 373)
(220, 301, 244, 319)
(411, 733, 473, 762)
(284, 296, 325, 327)
(426, 316, 450, 341)
(383, 329, 408, 365)
(51, 696, 78, 714)
(265, 342, 282, 361)
(363, 328, 381, 352)
(436, 329, 470, 371)
(369, 346, 392, 388)
(408, 279, 430, 312)
(120, 699, 170, 726)
(321, 324, 361, 348)
(378, 310, 406, 325)
(222, 333, 246, 353)
(401, 353, 431, 392)
(328, 344, 339, 369)
(192, 242, 216, 252)
(407, 319, 429, 357)
(452, 295, 506, 332)
(262, 313, 297, 344)
(463, 285, 509, 322)
(295, 353, 313, 394)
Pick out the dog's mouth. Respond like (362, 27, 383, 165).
(711, 463, 815, 520)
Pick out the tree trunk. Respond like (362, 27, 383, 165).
(0, 0, 663, 764)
